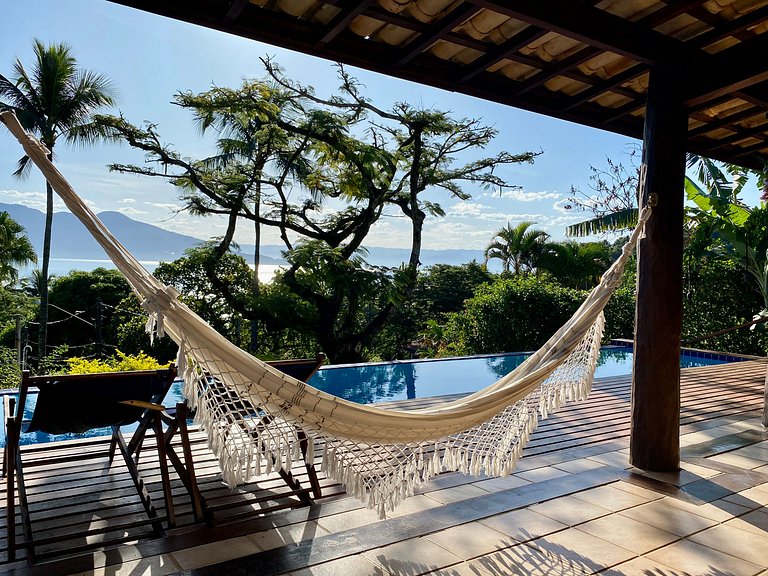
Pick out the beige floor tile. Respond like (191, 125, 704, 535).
(515, 466, 570, 483)
(734, 487, 768, 506)
(600, 556, 678, 576)
(646, 540, 762, 576)
(529, 527, 636, 570)
(317, 507, 380, 533)
(577, 513, 679, 554)
(680, 460, 723, 479)
(553, 458, 607, 474)
(711, 452, 768, 470)
(479, 507, 567, 543)
(530, 495, 611, 526)
(422, 561, 491, 575)
(427, 522, 512, 560)
(571, 484, 651, 512)
(363, 537, 463, 575)
(469, 544, 594, 576)
(618, 500, 718, 537)
(712, 496, 756, 518)
(662, 493, 746, 522)
(472, 474, 531, 493)
(690, 523, 768, 567)
(725, 508, 768, 536)
(423, 483, 488, 505)
(612, 480, 666, 501)
(78, 554, 180, 576)
(290, 555, 386, 576)
(250, 520, 329, 551)
(587, 451, 631, 469)
(172, 535, 263, 570)
(388, 494, 444, 518)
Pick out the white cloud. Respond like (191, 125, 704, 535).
(145, 202, 182, 211)
(553, 198, 573, 214)
(117, 206, 148, 216)
(486, 189, 561, 202)
(118, 198, 137, 204)
(448, 202, 488, 217)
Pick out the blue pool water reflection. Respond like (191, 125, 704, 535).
(306, 345, 730, 405)
(0, 346, 737, 446)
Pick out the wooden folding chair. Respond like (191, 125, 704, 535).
(183, 354, 326, 522)
(3, 366, 181, 564)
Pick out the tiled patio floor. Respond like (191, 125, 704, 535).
(2, 360, 768, 576)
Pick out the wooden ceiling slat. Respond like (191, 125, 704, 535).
(688, 107, 764, 138)
(316, 0, 376, 47)
(505, 46, 602, 98)
(562, 65, 645, 112)
(691, 4, 768, 48)
(685, 34, 768, 107)
(707, 122, 768, 153)
(397, 3, 483, 66)
(471, 0, 684, 64)
(223, 0, 248, 23)
(457, 26, 548, 83)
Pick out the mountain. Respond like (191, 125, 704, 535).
(0, 203, 485, 267)
(0, 203, 283, 263)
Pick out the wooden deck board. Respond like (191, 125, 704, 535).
(0, 359, 765, 574)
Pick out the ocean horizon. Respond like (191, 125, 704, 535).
(22, 259, 283, 284)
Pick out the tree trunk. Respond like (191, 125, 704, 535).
(38, 176, 54, 362)
(251, 191, 261, 354)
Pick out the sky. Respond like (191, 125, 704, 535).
(0, 0, 762, 254)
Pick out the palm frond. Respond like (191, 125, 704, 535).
(566, 208, 638, 237)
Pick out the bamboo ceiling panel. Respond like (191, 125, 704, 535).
(108, 0, 768, 169)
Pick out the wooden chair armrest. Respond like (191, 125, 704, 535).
(118, 399, 166, 412)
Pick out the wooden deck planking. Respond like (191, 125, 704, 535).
(0, 359, 765, 572)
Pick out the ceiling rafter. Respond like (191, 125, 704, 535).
(691, 4, 768, 48)
(316, 0, 376, 48)
(397, 3, 483, 66)
(457, 26, 548, 83)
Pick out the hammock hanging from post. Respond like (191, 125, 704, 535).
(1, 111, 651, 517)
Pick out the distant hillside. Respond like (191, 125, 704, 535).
(1, 203, 484, 267)
(0, 203, 282, 264)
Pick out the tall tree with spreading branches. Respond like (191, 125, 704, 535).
(94, 61, 538, 362)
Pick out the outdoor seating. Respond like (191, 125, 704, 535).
(2, 366, 183, 564)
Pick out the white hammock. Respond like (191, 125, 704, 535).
(1, 111, 650, 516)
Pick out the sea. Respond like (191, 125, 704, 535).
(22, 259, 283, 284)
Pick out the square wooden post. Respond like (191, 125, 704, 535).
(630, 65, 688, 471)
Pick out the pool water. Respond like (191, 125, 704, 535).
(0, 346, 738, 446)
(306, 345, 731, 405)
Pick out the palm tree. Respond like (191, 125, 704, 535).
(538, 240, 612, 289)
(484, 221, 549, 275)
(0, 211, 36, 285)
(0, 40, 115, 359)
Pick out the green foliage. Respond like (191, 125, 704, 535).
(0, 346, 20, 389)
(539, 241, 613, 290)
(0, 211, 36, 285)
(484, 221, 549, 274)
(111, 295, 178, 362)
(375, 262, 493, 359)
(683, 259, 768, 355)
(443, 277, 587, 355)
(41, 268, 132, 353)
(66, 350, 171, 374)
(35, 345, 70, 376)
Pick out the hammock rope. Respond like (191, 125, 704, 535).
(1, 111, 651, 516)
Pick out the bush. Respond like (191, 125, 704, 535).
(66, 350, 172, 374)
(0, 346, 20, 389)
(443, 276, 587, 355)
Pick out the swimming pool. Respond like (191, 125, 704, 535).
(0, 345, 743, 446)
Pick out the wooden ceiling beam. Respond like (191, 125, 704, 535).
(504, 46, 602, 97)
(223, 0, 249, 24)
(471, 0, 686, 64)
(706, 122, 768, 152)
(397, 3, 483, 66)
(691, 4, 768, 48)
(688, 107, 765, 137)
(685, 34, 768, 107)
(457, 26, 548, 83)
(562, 65, 645, 112)
(316, 0, 375, 47)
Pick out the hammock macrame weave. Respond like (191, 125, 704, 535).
(1, 111, 651, 516)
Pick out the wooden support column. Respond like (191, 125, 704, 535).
(630, 65, 687, 472)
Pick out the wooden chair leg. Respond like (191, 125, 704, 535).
(297, 430, 322, 499)
(153, 414, 176, 528)
(112, 426, 166, 538)
(5, 421, 16, 563)
(174, 402, 209, 523)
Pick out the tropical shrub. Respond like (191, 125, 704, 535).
(0, 346, 20, 389)
(66, 350, 171, 374)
